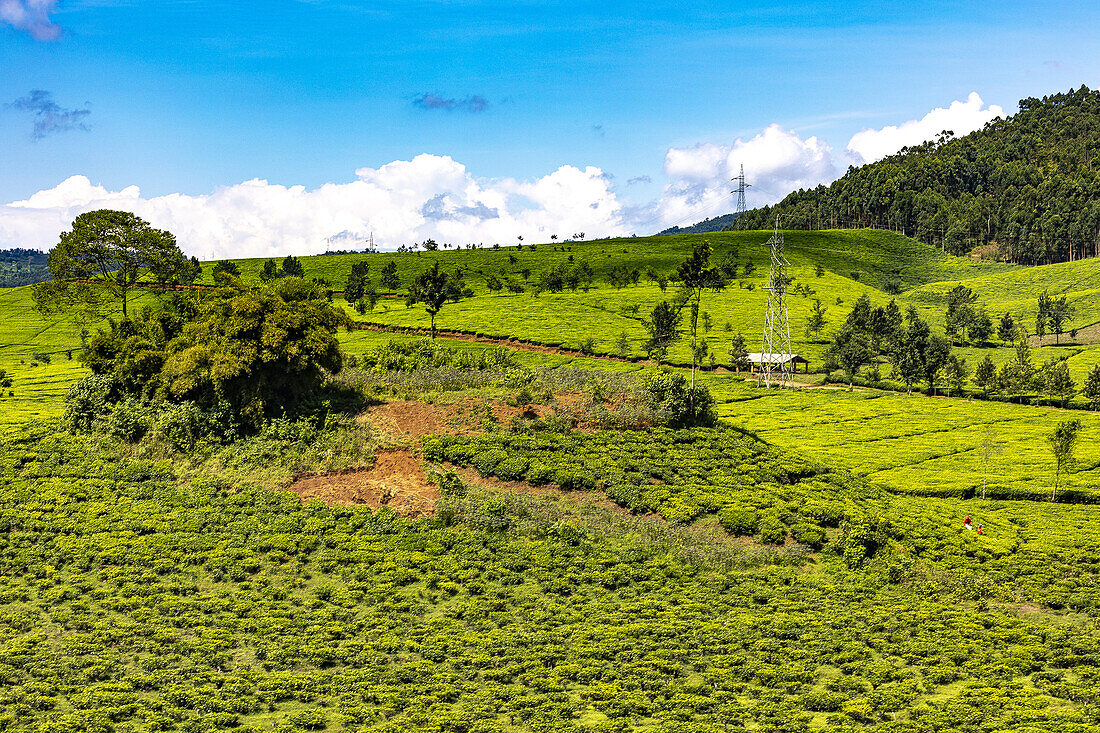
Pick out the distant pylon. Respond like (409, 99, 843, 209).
(732, 164, 751, 226)
(760, 216, 793, 388)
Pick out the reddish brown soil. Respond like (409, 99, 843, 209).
(287, 448, 439, 518)
(285, 393, 633, 516)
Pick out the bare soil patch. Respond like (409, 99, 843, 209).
(365, 398, 544, 443)
(288, 448, 439, 518)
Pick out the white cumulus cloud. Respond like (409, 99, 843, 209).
(846, 92, 1004, 163)
(656, 123, 837, 229)
(0, 155, 630, 258)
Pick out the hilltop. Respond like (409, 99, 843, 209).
(735, 85, 1100, 265)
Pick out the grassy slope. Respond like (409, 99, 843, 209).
(908, 256, 1100, 333)
(7, 228, 1100, 495)
(204, 229, 1010, 293)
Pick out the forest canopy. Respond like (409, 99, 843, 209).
(737, 86, 1100, 264)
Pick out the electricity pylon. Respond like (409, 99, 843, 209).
(760, 216, 793, 388)
(732, 164, 751, 226)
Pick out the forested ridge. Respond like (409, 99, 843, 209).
(737, 85, 1100, 264)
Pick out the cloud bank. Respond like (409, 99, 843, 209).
(8, 90, 91, 140)
(0, 0, 61, 41)
(847, 92, 1004, 163)
(0, 156, 628, 259)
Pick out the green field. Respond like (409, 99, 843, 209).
(6, 229, 1100, 730)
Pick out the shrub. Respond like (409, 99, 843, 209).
(64, 374, 119, 431)
(526, 462, 554, 485)
(554, 468, 595, 491)
(758, 513, 788, 545)
(718, 504, 759, 536)
(790, 522, 827, 550)
(431, 469, 467, 498)
(421, 436, 449, 462)
(102, 397, 154, 442)
(472, 449, 508, 475)
(494, 457, 530, 481)
(642, 371, 717, 428)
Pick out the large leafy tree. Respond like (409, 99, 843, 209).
(160, 277, 348, 429)
(644, 300, 681, 360)
(34, 209, 195, 319)
(85, 277, 349, 430)
(344, 261, 370, 302)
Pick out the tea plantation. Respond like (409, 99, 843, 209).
(4, 228, 1100, 731)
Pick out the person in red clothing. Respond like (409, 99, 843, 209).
(963, 515, 972, 530)
(977, 524, 983, 535)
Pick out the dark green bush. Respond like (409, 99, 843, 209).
(526, 462, 554, 485)
(758, 513, 788, 545)
(473, 449, 508, 475)
(790, 522, 827, 550)
(642, 370, 717, 428)
(719, 503, 759, 536)
(555, 468, 596, 491)
(494, 457, 530, 481)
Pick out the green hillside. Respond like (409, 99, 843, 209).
(737, 86, 1100, 264)
(206, 229, 1009, 295)
(7, 226, 1100, 731)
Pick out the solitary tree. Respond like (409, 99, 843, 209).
(33, 209, 192, 320)
(1048, 419, 1082, 501)
(727, 333, 750, 371)
(674, 241, 723, 410)
(1047, 296, 1075, 345)
(974, 355, 997, 397)
(805, 299, 828, 341)
(212, 259, 241, 280)
(943, 354, 970, 397)
(1084, 364, 1100, 410)
(405, 261, 465, 339)
(345, 262, 370, 302)
(644, 300, 681, 361)
(1036, 290, 1051, 342)
(380, 261, 401, 290)
(997, 312, 1016, 345)
(1042, 359, 1075, 406)
(260, 259, 280, 282)
(281, 255, 305, 278)
(944, 284, 978, 344)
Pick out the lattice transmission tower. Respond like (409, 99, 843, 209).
(760, 216, 793, 388)
(732, 164, 751, 226)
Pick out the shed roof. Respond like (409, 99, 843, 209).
(746, 352, 808, 364)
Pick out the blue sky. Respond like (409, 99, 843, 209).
(2, 1, 1099, 256)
